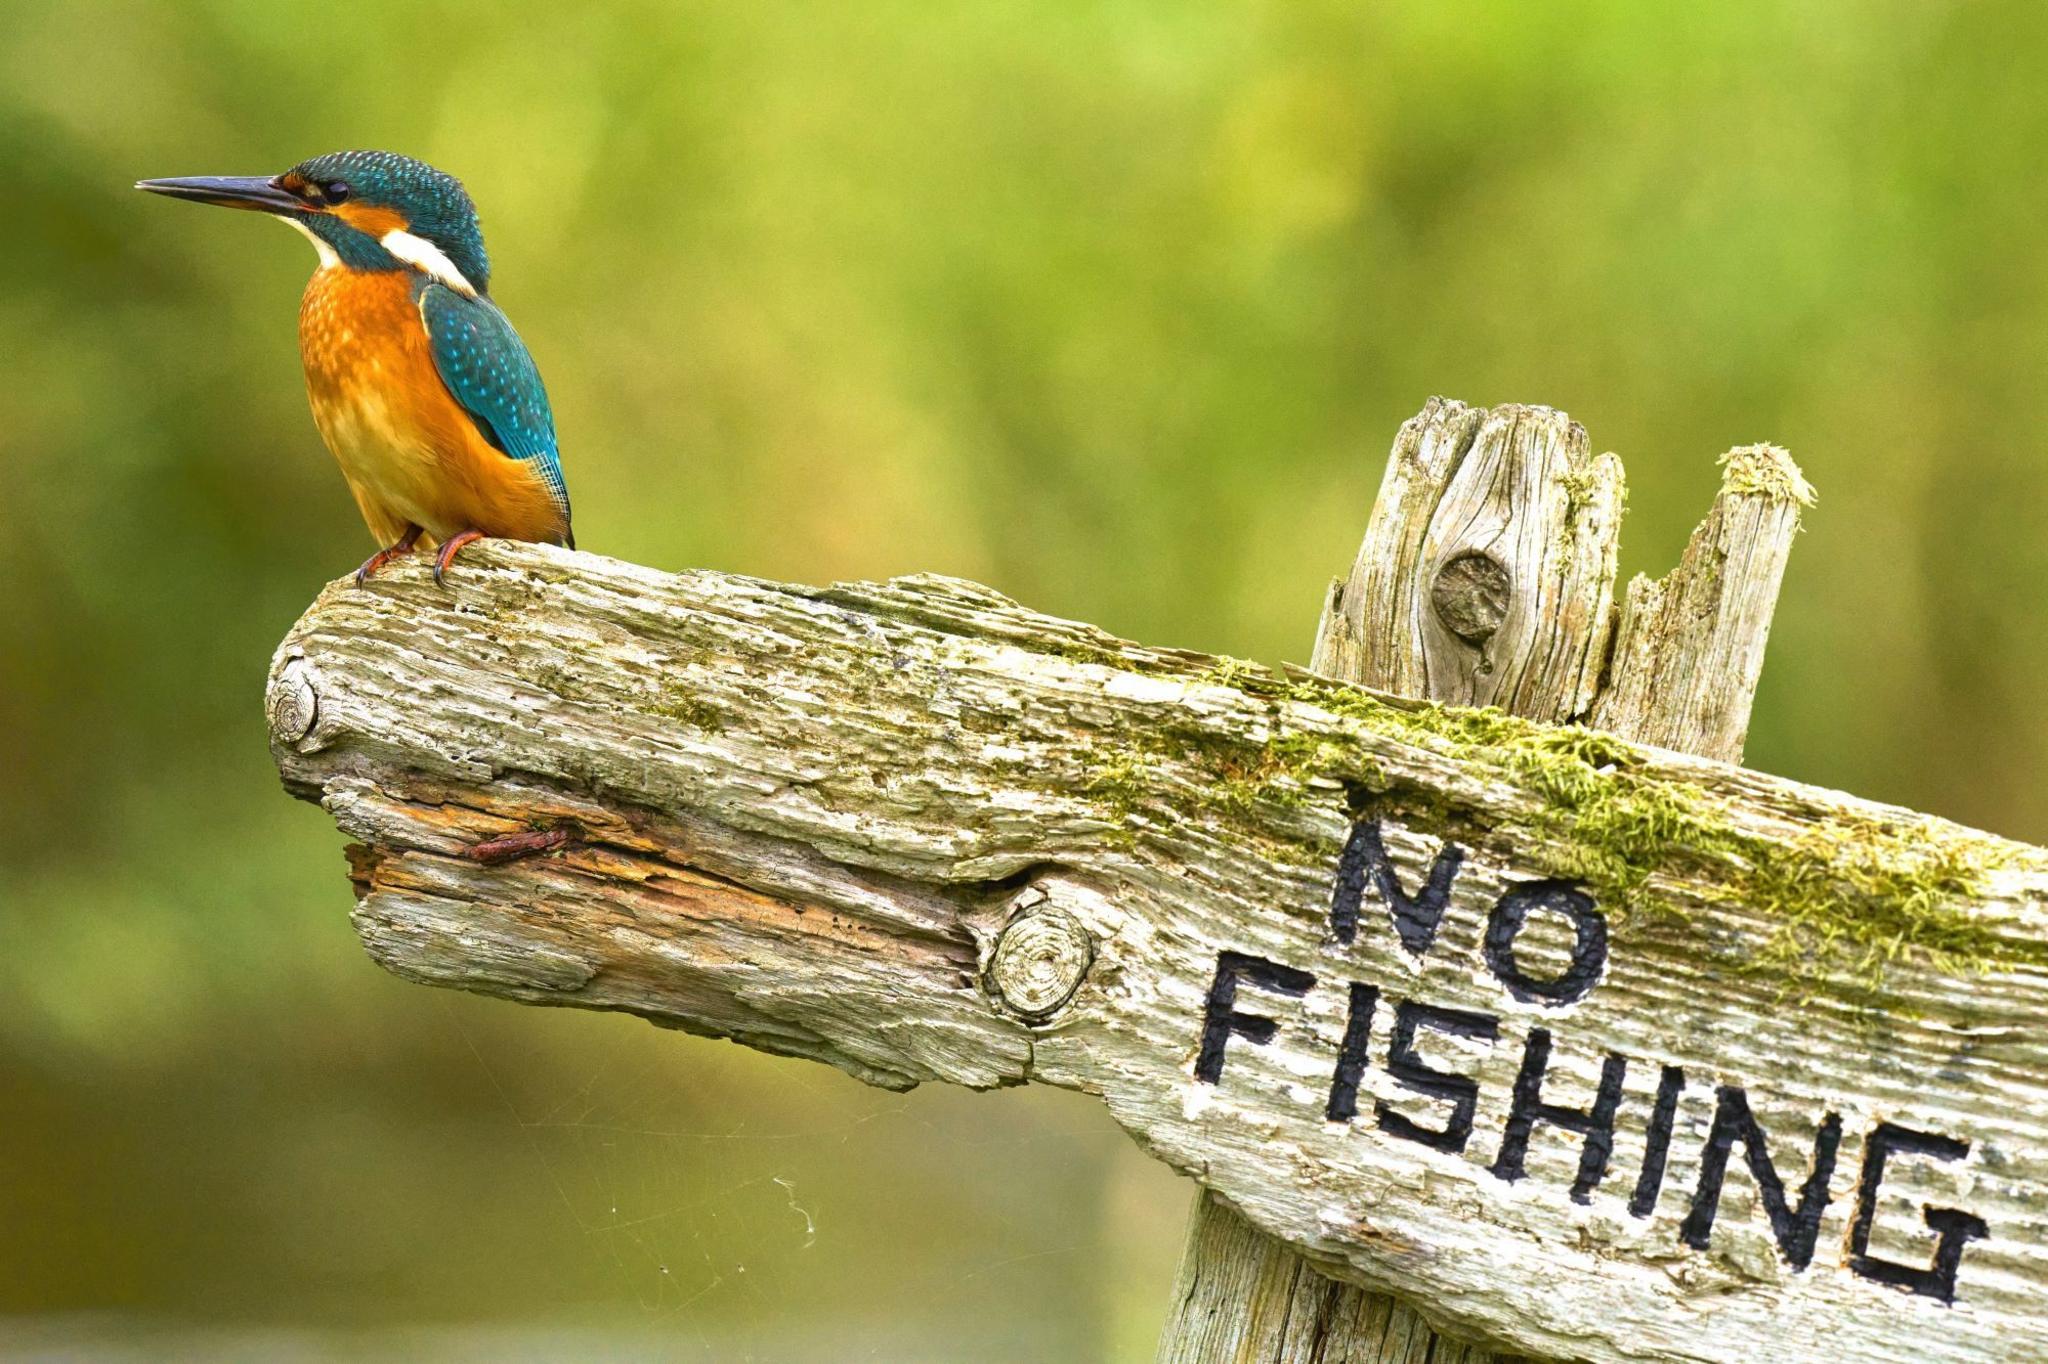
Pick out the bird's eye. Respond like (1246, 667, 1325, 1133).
(323, 181, 352, 204)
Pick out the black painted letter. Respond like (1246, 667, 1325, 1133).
(1324, 982, 1379, 1121)
(1679, 1086, 1843, 1270)
(1848, 1122, 1988, 1305)
(1488, 1028, 1627, 1204)
(1329, 818, 1463, 953)
(1628, 1065, 1686, 1218)
(1194, 951, 1315, 1084)
(1483, 879, 1606, 1006)
(1374, 1000, 1499, 1154)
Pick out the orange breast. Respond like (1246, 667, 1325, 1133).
(299, 268, 564, 547)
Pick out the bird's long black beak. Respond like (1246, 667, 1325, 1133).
(135, 174, 304, 214)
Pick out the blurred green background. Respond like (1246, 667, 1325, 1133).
(6, 0, 2048, 1358)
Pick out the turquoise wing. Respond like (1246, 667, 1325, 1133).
(416, 280, 574, 546)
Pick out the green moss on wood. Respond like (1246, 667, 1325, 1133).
(1084, 749, 1153, 819)
(1282, 673, 2034, 980)
(1070, 654, 2035, 983)
(648, 685, 724, 732)
(1719, 443, 1816, 507)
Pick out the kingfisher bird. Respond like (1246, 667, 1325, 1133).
(138, 150, 573, 584)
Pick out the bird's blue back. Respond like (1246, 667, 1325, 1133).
(417, 279, 574, 546)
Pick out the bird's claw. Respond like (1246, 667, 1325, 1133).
(433, 529, 487, 586)
(354, 527, 423, 587)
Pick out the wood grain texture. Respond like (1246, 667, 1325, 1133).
(268, 532, 2048, 1364)
(1309, 398, 1624, 718)
(1591, 445, 1813, 762)
(1161, 1187, 1496, 1364)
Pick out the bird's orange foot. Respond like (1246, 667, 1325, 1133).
(355, 525, 423, 587)
(433, 529, 487, 586)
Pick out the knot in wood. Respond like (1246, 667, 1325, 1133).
(1431, 551, 1511, 644)
(267, 659, 319, 744)
(987, 907, 1093, 1022)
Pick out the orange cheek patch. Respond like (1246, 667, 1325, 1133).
(334, 203, 409, 236)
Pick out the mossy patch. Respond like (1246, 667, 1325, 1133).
(647, 685, 724, 732)
(1083, 748, 1154, 820)
(1287, 675, 2036, 982)
(1079, 731, 1343, 823)
(1719, 444, 1816, 507)
(1069, 723, 1357, 867)
(1074, 658, 2037, 985)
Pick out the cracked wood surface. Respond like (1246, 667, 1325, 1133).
(270, 540, 2048, 1364)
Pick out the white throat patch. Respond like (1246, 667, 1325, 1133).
(379, 229, 479, 298)
(281, 215, 340, 270)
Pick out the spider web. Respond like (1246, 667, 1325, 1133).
(437, 995, 1170, 1362)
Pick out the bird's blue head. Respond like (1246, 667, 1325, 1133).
(138, 150, 491, 296)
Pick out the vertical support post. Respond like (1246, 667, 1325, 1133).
(1153, 398, 1812, 1363)
(1308, 396, 1625, 714)
(1590, 444, 1815, 760)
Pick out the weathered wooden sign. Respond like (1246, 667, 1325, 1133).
(266, 544, 2048, 1363)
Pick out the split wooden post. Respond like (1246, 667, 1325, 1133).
(265, 399, 2048, 1364)
(1154, 400, 1810, 1361)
